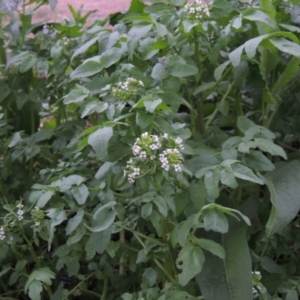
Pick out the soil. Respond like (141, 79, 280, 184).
(33, 0, 132, 23)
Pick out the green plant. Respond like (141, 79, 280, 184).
(2, 0, 300, 299)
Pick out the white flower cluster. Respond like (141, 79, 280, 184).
(112, 77, 144, 101)
(124, 132, 185, 183)
(17, 203, 24, 221)
(159, 149, 183, 172)
(184, 0, 210, 19)
(119, 34, 128, 40)
(0, 227, 5, 241)
(32, 206, 45, 227)
(124, 159, 141, 183)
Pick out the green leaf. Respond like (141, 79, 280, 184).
(151, 63, 166, 80)
(273, 56, 300, 92)
(71, 184, 89, 205)
(88, 126, 113, 161)
(37, 190, 55, 208)
(142, 268, 157, 287)
(152, 196, 168, 217)
(63, 85, 90, 104)
(136, 111, 154, 129)
(243, 150, 274, 172)
(231, 164, 264, 185)
(66, 209, 84, 235)
(254, 138, 287, 159)
(25, 267, 55, 293)
(141, 203, 153, 219)
(144, 98, 162, 113)
(269, 37, 300, 58)
(260, 256, 282, 274)
(168, 62, 198, 78)
(228, 45, 244, 67)
(176, 242, 205, 286)
(100, 47, 123, 68)
(219, 167, 238, 189)
(28, 280, 43, 300)
(196, 220, 252, 300)
(286, 290, 298, 300)
(195, 238, 226, 259)
(265, 161, 300, 236)
(87, 201, 117, 232)
(128, 24, 152, 57)
(204, 169, 220, 202)
(193, 82, 216, 95)
(203, 209, 229, 234)
(95, 162, 114, 180)
(242, 9, 276, 28)
(71, 36, 98, 61)
(70, 58, 103, 79)
(81, 101, 108, 118)
(214, 60, 230, 80)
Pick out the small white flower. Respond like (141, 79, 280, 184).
(132, 144, 141, 155)
(139, 151, 147, 159)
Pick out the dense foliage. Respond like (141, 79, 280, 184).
(1, 0, 300, 299)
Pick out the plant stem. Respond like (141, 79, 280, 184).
(101, 277, 109, 300)
(205, 81, 235, 129)
(193, 30, 205, 134)
(68, 272, 96, 296)
(119, 230, 125, 275)
(19, 226, 52, 297)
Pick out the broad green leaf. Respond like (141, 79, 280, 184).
(269, 37, 300, 58)
(71, 36, 98, 61)
(136, 111, 154, 129)
(279, 23, 300, 33)
(264, 161, 300, 236)
(228, 45, 244, 67)
(63, 85, 90, 104)
(203, 209, 229, 234)
(142, 268, 157, 287)
(144, 98, 162, 113)
(231, 164, 264, 185)
(204, 169, 220, 201)
(128, 24, 152, 57)
(196, 220, 252, 300)
(87, 201, 117, 232)
(254, 138, 287, 159)
(273, 56, 300, 92)
(28, 280, 43, 300)
(195, 238, 226, 259)
(219, 167, 238, 189)
(25, 268, 55, 293)
(151, 63, 166, 80)
(88, 126, 113, 161)
(243, 150, 275, 172)
(260, 256, 282, 274)
(141, 203, 153, 218)
(214, 60, 230, 80)
(152, 196, 168, 217)
(176, 242, 205, 286)
(100, 48, 123, 68)
(242, 9, 276, 28)
(71, 184, 89, 205)
(66, 209, 84, 235)
(168, 63, 198, 78)
(70, 58, 103, 79)
(286, 290, 298, 300)
(95, 162, 114, 180)
(81, 101, 108, 118)
(37, 190, 55, 208)
(193, 82, 216, 95)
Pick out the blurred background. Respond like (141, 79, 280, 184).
(33, 0, 132, 22)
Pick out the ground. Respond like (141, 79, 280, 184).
(33, 0, 132, 22)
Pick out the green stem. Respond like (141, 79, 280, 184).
(255, 240, 269, 271)
(116, 223, 166, 247)
(205, 81, 235, 129)
(119, 230, 125, 275)
(68, 272, 96, 296)
(101, 277, 109, 300)
(133, 233, 177, 284)
(193, 30, 205, 134)
(19, 227, 52, 297)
